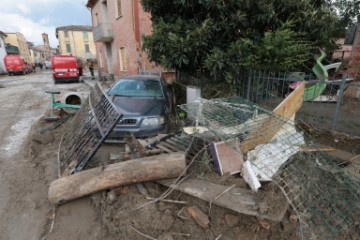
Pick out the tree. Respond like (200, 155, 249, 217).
(141, 0, 339, 82)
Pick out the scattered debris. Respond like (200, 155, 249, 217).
(289, 213, 297, 224)
(224, 214, 239, 227)
(106, 190, 117, 205)
(186, 206, 210, 229)
(257, 217, 271, 230)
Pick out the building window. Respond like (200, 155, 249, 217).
(85, 44, 90, 53)
(116, 0, 122, 18)
(83, 31, 88, 41)
(66, 44, 71, 53)
(119, 47, 127, 71)
(64, 31, 69, 38)
(94, 13, 99, 26)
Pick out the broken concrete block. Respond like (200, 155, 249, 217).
(186, 206, 210, 229)
(210, 138, 244, 175)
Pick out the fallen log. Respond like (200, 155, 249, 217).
(49, 152, 186, 205)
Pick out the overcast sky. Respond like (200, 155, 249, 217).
(0, 0, 92, 48)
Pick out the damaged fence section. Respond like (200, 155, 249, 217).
(58, 83, 123, 177)
(178, 96, 360, 239)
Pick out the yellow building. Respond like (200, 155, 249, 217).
(4, 32, 32, 64)
(55, 25, 96, 61)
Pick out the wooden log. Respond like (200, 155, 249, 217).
(49, 153, 186, 205)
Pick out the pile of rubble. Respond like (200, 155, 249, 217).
(48, 82, 360, 239)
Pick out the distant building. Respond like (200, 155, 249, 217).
(4, 32, 32, 64)
(86, 0, 164, 80)
(349, 23, 360, 77)
(30, 45, 46, 64)
(42, 33, 52, 60)
(0, 31, 7, 74)
(55, 25, 96, 62)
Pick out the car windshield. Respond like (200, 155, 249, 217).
(108, 78, 164, 98)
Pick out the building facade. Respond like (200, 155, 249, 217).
(86, 0, 162, 79)
(4, 32, 32, 64)
(56, 25, 96, 62)
(0, 31, 7, 74)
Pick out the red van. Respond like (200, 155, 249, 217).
(51, 55, 80, 83)
(4, 55, 27, 75)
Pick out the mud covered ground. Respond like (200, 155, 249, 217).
(26, 114, 360, 240)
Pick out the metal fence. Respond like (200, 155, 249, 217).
(175, 70, 360, 136)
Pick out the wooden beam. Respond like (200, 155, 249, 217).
(157, 178, 288, 222)
(240, 82, 305, 153)
(49, 153, 186, 205)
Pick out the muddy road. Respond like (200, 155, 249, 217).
(0, 71, 93, 240)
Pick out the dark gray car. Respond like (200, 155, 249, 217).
(107, 75, 171, 139)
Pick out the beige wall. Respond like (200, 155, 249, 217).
(58, 30, 96, 61)
(4, 33, 32, 64)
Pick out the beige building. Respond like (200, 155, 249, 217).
(4, 32, 32, 64)
(55, 25, 96, 61)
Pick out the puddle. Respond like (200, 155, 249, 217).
(0, 116, 40, 158)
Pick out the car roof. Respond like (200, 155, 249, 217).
(120, 75, 162, 81)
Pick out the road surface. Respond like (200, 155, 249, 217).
(0, 71, 92, 240)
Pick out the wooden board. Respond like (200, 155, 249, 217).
(157, 178, 288, 222)
(240, 82, 305, 153)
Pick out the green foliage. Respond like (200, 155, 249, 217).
(141, 0, 340, 81)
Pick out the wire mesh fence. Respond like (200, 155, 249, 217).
(175, 69, 360, 136)
(178, 96, 360, 239)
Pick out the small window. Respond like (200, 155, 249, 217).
(116, 0, 122, 18)
(66, 44, 71, 53)
(83, 31, 88, 41)
(64, 31, 69, 38)
(119, 47, 127, 71)
(94, 13, 99, 26)
(85, 44, 90, 53)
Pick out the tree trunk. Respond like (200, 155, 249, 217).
(48, 153, 186, 205)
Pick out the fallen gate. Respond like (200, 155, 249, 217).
(58, 82, 123, 177)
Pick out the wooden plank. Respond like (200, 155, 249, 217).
(156, 144, 175, 153)
(157, 178, 288, 222)
(166, 139, 188, 151)
(161, 142, 182, 152)
(49, 153, 186, 205)
(240, 82, 305, 153)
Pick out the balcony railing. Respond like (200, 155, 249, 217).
(93, 23, 113, 42)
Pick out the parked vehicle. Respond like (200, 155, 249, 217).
(51, 55, 80, 83)
(4, 55, 27, 75)
(45, 61, 51, 69)
(25, 63, 33, 73)
(106, 75, 172, 139)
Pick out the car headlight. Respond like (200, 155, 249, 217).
(141, 117, 165, 126)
